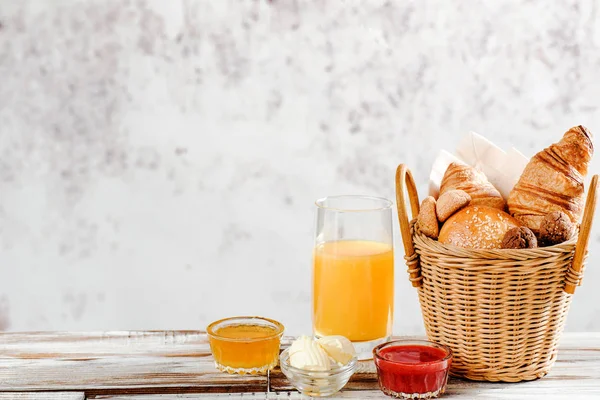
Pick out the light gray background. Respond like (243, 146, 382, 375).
(0, 0, 599, 334)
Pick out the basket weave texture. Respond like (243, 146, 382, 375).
(412, 222, 577, 382)
(396, 164, 597, 382)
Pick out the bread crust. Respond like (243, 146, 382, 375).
(539, 211, 575, 246)
(507, 125, 593, 233)
(417, 196, 439, 239)
(501, 226, 538, 249)
(436, 189, 471, 222)
(440, 162, 506, 210)
(439, 205, 521, 249)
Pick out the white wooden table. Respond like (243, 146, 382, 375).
(0, 332, 598, 399)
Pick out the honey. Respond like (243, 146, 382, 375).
(207, 316, 284, 375)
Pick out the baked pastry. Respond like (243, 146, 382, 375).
(539, 211, 576, 246)
(501, 226, 538, 249)
(440, 162, 506, 210)
(507, 125, 593, 234)
(417, 196, 439, 239)
(438, 205, 521, 249)
(436, 189, 471, 222)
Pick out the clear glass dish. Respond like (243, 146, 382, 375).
(207, 316, 284, 375)
(279, 347, 358, 397)
(373, 339, 452, 399)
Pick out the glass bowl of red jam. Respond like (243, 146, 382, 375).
(373, 340, 452, 399)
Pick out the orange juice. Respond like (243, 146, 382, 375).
(313, 240, 394, 342)
(207, 317, 284, 374)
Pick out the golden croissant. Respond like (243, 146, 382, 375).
(440, 162, 506, 210)
(507, 125, 593, 233)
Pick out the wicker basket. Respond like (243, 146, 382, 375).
(395, 164, 598, 382)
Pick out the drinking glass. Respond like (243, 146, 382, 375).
(312, 195, 394, 360)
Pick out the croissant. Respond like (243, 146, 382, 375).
(440, 162, 506, 210)
(507, 125, 594, 233)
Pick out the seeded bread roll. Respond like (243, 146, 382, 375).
(439, 205, 521, 249)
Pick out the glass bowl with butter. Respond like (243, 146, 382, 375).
(280, 335, 358, 397)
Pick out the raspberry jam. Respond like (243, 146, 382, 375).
(373, 340, 452, 399)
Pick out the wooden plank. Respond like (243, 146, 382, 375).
(89, 378, 600, 399)
(84, 380, 600, 399)
(93, 394, 352, 399)
(91, 394, 384, 399)
(0, 393, 84, 400)
(0, 332, 598, 397)
(0, 331, 267, 393)
(0, 331, 213, 358)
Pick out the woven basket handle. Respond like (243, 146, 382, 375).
(564, 174, 598, 294)
(395, 164, 422, 288)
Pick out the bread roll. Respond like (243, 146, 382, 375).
(439, 205, 521, 249)
(417, 196, 439, 239)
(440, 162, 506, 210)
(436, 189, 471, 222)
(501, 226, 537, 249)
(539, 211, 575, 246)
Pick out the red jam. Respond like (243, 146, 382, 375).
(373, 340, 452, 398)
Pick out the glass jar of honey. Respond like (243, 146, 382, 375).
(207, 316, 285, 375)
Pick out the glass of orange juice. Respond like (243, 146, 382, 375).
(313, 195, 394, 360)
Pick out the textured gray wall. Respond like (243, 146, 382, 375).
(0, 0, 599, 334)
